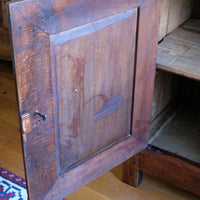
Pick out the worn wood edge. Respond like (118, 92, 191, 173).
(132, 0, 161, 143)
(139, 148, 200, 196)
(6, 3, 32, 199)
(45, 136, 146, 200)
(7, 0, 142, 35)
(157, 63, 200, 82)
(148, 145, 200, 168)
(8, 3, 58, 200)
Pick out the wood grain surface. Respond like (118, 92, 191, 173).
(131, 0, 160, 144)
(139, 148, 200, 196)
(0, 59, 199, 200)
(158, 0, 193, 41)
(0, 60, 24, 178)
(157, 19, 200, 81)
(8, 0, 160, 199)
(167, 0, 193, 34)
(8, 4, 57, 199)
(52, 8, 137, 172)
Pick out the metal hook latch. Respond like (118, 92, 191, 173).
(35, 111, 47, 121)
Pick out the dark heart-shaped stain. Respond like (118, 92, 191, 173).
(94, 95, 122, 121)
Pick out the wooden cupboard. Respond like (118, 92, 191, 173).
(0, 0, 160, 199)
(123, 0, 200, 196)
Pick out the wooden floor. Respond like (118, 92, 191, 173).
(0, 60, 199, 200)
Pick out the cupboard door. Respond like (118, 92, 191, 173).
(7, 0, 160, 199)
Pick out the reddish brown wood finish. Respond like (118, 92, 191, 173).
(139, 148, 200, 196)
(45, 137, 145, 200)
(52, 9, 137, 172)
(8, 0, 160, 199)
(123, 154, 143, 187)
(8, 7, 57, 199)
(131, 0, 160, 144)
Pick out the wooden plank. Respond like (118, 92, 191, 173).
(151, 71, 180, 122)
(158, 0, 193, 41)
(8, 4, 58, 199)
(0, 97, 19, 127)
(52, 9, 137, 173)
(182, 19, 200, 32)
(0, 0, 9, 28)
(45, 137, 146, 200)
(0, 60, 19, 126)
(151, 72, 163, 121)
(9, 0, 140, 35)
(167, 0, 193, 34)
(139, 148, 200, 196)
(158, 0, 170, 41)
(67, 186, 110, 200)
(0, 60, 16, 101)
(87, 163, 200, 200)
(157, 19, 200, 81)
(0, 60, 24, 178)
(132, 0, 161, 143)
(0, 144, 24, 178)
(0, 114, 24, 179)
(149, 100, 179, 142)
(0, 27, 11, 61)
(0, 51, 199, 200)
(150, 103, 200, 164)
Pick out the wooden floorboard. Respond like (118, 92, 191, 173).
(68, 165, 199, 200)
(0, 60, 25, 178)
(0, 60, 199, 199)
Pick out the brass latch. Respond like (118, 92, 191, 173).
(21, 113, 31, 134)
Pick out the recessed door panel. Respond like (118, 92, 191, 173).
(50, 9, 137, 173)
